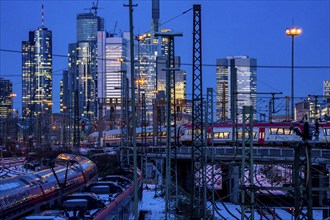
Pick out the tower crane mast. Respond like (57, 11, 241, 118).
(84, 0, 100, 15)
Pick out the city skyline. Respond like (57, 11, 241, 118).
(0, 0, 329, 114)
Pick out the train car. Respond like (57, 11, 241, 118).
(93, 126, 184, 147)
(23, 167, 143, 220)
(179, 121, 330, 147)
(0, 153, 98, 220)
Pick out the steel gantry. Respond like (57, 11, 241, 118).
(153, 94, 166, 145)
(240, 105, 255, 220)
(120, 59, 130, 168)
(293, 119, 313, 220)
(191, 4, 206, 219)
(205, 88, 215, 217)
(154, 31, 182, 219)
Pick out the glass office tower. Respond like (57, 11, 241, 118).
(22, 26, 52, 118)
(216, 56, 257, 122)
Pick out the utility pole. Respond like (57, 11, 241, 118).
(98, 98, 103, 148)
(286, 96, 290, 121)
(154, 31, 182, 219)
(124, 1, 138, 219)
(191, 4, 206, 219)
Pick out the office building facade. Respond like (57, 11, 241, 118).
(0, 78, 14, 118)
(64, 12, 104, 120)
(22, 26, 52, 118)
(97, 31, 129, 123)
(216, 56, 257, 122)
(324, 80, 330, 103)
(77, 13, 104, 42)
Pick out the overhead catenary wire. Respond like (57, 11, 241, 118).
(1, 48, 330, 70)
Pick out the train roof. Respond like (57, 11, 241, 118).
(0, 154, 94, 198)
(182, 121, 312, 129)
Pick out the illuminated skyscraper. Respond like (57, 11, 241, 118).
(77, 13, 104, 42)
(216, 56, 257, 122)
(0, 78, 13, 118)
(134, 28, 187, 125)
(135, 33, 159, 123)
(324, 80, 330, 103)
(21, 5, 53, 150)
(60, 70, 68, 113)
(97, 31, 129, 113)
(156, 55, 186, 100)
(22, 26, 52, 118)
(64, 12, 104, 120)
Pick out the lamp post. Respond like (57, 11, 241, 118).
(286, 26, 302, 120)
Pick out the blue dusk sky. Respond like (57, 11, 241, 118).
(0, 0, 329, 114)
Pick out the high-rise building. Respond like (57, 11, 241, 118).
(64, 12, 104, 120)
(324, 80, 330, 103)
(134, 28, 187, 125)
(0, 78, 14, 118)
(135, 33, 159, 124)
(216, 56, 257, 122)
(21, 6, 53, 150)
(151, 0, 160, 34)
(77, 13, 104, 42)
(60, 70, 68, 113)
(22, 26, 52, 118)
(97, 31, 129, 118)
(156, 55, 186, 100)
(67, 42, 98, 119)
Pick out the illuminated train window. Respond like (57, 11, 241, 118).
(237, 132, 257, 139)
(213, 132, 230, 139)
(269, 128, 292, 135)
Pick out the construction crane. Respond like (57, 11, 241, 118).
(84, 0, 100, 15)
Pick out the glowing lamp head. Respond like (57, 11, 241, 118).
(286, 27, 302, 37)
(136, 35, 144, 41)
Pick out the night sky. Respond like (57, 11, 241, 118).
(0, 0, 329, 114)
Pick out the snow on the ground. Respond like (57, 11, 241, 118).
(140, 184, 324, 220)
(141, 185, 166, 219)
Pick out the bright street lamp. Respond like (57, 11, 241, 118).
(286, 26, 302, 120)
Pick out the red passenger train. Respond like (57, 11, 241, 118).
(179, 121, 330, 147)
(88, 121, 329, 147)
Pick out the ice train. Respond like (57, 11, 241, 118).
(0, 153, 98, 220)
(23, 167, 143, 220)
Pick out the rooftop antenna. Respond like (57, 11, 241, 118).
(41, 3, 44, 27)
